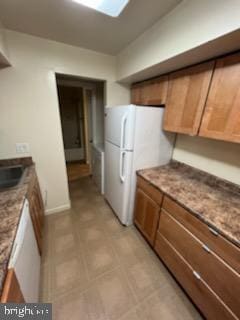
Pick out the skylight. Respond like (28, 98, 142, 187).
(72, 0, 129, 17)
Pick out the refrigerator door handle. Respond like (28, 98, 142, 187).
(119, 150, 126, 183)
(120, 112, 128, 150)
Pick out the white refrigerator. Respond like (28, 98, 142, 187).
(104, 104, 175, 226)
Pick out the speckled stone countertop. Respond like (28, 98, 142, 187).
(138, 160, 240, 248)
(0, 157, 34, 295)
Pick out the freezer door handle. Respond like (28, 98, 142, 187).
(120, 112, 128, 150)
(119, 150, 126, 183)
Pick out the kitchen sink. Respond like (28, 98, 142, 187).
(0, 165, 26, 189)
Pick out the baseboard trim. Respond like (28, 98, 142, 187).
(45, 203, 71, 215)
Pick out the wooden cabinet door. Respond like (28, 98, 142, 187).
(28, 174, 44, 255)
(34, 178, 45, 230)
(131, 76, 168, 106)
(141, 76, 168, 105)
(1, 269, 25, 303)
(143, 194, 161, 245)
(163, 61, 214, 135)
(199, 52, 240, 143)
(131, 83, 143, 105)
(134, 188, 146, 230)
(134, 188, 160, 246)
(30, 194, 42, 254)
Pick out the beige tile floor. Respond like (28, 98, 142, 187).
(40, 177, 203, 320)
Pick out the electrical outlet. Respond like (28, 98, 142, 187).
(16, 143, 30, 154)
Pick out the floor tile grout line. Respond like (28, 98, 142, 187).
(41, 177, 202, 319)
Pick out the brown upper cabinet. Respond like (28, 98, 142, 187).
(131, 51, 240, 144)
(199, 52, 240, 143)
(163, 61, 215, 135)
(131, 75, 168, 106)
(131, 82, 143, 105)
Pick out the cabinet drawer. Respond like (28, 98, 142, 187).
(158, 210, 240, 318)
(154, 234, 236, 320)
(162, 196, 240, 273)
(137, 176, 163, 205)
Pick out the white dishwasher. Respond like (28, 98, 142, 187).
(8, 199, 40, 302)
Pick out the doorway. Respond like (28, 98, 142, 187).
(56, 74, 105, 182)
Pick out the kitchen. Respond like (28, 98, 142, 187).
(0, 0, 240, 319)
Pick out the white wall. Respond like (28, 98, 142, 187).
(173, 135, 240, 185)
(0, 30, 130, 214)
(117, 0, 240, 81)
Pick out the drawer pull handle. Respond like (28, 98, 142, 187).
(202, 244, 211, 253)
(193, 271, 201, 280)
(208, 227, 219, 236)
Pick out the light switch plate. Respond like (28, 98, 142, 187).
(16, 143, 30, 154)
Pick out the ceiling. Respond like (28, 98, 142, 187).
(0, 0, 181, 55)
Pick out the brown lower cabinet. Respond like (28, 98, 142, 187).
(155, 235, 236, 320)
(27, 171, 45, 255)
(134, 177, 162, 246)
(1, 269, 25, 303)
(134, 176, 240, 320)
